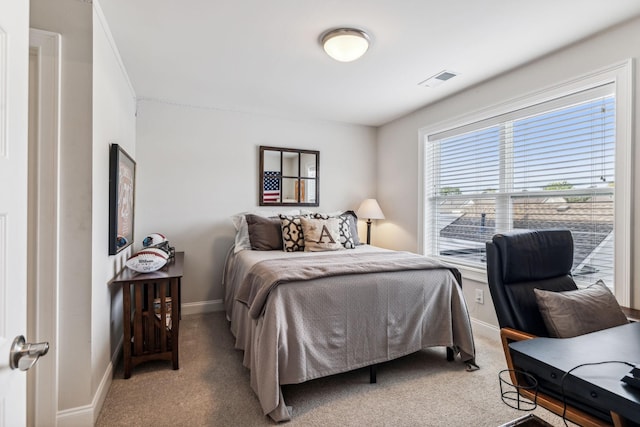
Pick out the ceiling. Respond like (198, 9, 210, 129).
(99, 1, 640, 127)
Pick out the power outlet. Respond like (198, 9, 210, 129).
(475, 289, 484, 304)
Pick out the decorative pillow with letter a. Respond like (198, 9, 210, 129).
(534, 280, 628, 338)
(300, 217, 344, 252)
(312, 212, 356, 249)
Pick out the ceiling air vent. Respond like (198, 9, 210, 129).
(418, 70, 458, 88)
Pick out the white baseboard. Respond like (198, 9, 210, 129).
(470, 317, 500, 344)
(181, 298, 224, 315)
(91, 359, 113, 425)
(57, 403, 93, 427)
(56, 359, 113, 427)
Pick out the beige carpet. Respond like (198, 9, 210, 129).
(96, 312, 571, 426)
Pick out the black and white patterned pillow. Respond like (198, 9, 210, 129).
(313, 212, 355, 249)
(279, 214, 307, 252)
(342, 210, 360, 246)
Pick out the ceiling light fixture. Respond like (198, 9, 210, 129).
(321, 28, 370, 62)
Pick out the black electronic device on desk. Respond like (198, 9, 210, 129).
(622, 365, 640, 390)
(509, 322, 640, 425)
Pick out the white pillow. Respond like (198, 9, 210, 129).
(231, 209, 299, 253)
(311, 211, 357, 248)
(300, 217, 344, 252)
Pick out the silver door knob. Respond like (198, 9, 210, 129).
(9, 335, 49, 371)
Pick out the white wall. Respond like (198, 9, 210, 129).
(31, 1, 137, 423)
(30, 0, 94, 415)
(92, 0, 136, 420)
(135, 100, 377, 307)
(377, 16, 640, 323)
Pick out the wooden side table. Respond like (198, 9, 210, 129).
(110, 252, 184, 378)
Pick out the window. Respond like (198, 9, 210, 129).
(422, 65, 632, 300)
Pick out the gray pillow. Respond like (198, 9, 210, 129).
(246, 214, 283, 251)
(534, 280, 628, 338)
(342, 210, 361, 246)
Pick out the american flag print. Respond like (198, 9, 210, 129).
(263, 171, 280, 203)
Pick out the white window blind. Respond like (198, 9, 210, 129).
(425, 84, 615, 287)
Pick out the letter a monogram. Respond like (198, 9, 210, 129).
(317, 225, 336, 243)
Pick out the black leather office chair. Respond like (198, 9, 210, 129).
(486, 229, 615, 427)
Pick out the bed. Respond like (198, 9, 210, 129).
(223, 214, 477, 422)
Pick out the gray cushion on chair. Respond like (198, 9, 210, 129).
(535, 280, 628, 338)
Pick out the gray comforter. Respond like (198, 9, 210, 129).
(223, 246, 476, 422)
(237, 250, 464, 319)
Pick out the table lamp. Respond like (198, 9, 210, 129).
(357, 199, 385, 245)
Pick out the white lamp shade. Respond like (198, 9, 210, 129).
(357, 199, 385, 220)
(322, 29, 370, 62)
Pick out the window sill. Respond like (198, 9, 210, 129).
(446, 262, 487, 284)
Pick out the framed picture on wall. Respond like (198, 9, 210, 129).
(259, 146, 319, 206)
(108, 144, 136, 255)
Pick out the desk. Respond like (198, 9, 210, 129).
(509, 322, 640, 425)
(110, 252, 184, 378)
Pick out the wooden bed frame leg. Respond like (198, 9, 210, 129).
(446, 347, 454, 361)
(369, 365, 377, 383)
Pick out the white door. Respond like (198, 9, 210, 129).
(0, 0, 32, 425)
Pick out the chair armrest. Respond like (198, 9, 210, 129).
(500, 327, 537, 342)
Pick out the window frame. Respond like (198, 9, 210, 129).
(418, 60, 633, 305)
